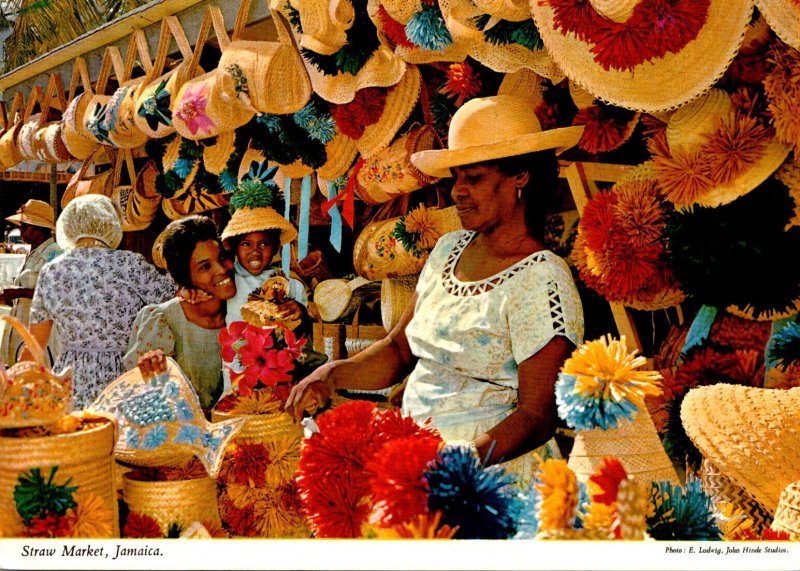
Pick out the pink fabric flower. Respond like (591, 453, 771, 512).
(174, 82, 216, 136)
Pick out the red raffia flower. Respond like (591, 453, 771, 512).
(213, 392, 240, 412)
(579, 189, 617, 251)
(366, 435, 441, 528)
(601, 229, 662, 298)
(573, 105, 637, 154)
(227, 441, 270, 487)
(368, 408, 442, 459)
(332, 104, 365, 139)
(201, 519, 229, 538)
(546, 0, 710, 72)
(588, 457, 628, 505)
(220, 498, 258, 537)
(377, 6, 416, 48)
(702, 114, 769, 185)
(279, 481, 304, 514)
(219, 321, 248, 362)
(613, 179, 666, 249)
(332, 88, 387, 141)
(440, 62, 482, 107)
(123, 512, 162, 538)
(25, 513, 75, 538)
(298, 472, 371, 538)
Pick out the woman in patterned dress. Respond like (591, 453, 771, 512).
(287, 96, 586, 482)
(27, 195, 175, 409)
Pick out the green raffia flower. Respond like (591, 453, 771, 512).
(229, 177, 279, 213)
(473, 14, 543, 51)
(138, 79, 173, 131)
(14, 466, 78, 525)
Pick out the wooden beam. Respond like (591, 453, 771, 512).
(0, 170, 71, 183)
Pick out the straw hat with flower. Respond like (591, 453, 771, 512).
(681, 384, 800, 515)
(569, 82, 640, 155)
(648, 88, 790, 208)
(221, 164, 298, 246)
(411, 94, 583, 179)
(530, 0, 754, 113)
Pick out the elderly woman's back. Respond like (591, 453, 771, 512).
(28, 195, 174, 408)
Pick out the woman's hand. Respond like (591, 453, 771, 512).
(178, 287, 214, 304)
(285, 362, 337, 422)
(138, 349, 167, 379)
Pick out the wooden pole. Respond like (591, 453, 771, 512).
(49, 163, 58, 220)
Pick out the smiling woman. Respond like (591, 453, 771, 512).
(124, 215, 236, 411)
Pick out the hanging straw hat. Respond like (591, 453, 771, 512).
(772, 481, 800, 539)
(202, 130, 236, 176)
(355, 124, 440, 204)
(411, 94, 583, 179)
(681, 384, 800, 515)
(649, 88, 790, 208)
(61, 93, 99, 160)
(6, 199, 56, 230)
(380, 275, 417, 332)
(220, 172, 298, 245)
(755, 0, 800, 51)
(569, 81, 641, 155)
(317, 133, 359, 181)
(313, 276, 378, 322)
(530, 0, 754, 113)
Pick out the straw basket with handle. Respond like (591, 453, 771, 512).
(61, 57, 100, 160)
(122, 474, 221, 536)
(81, 46, 128, 146)
(17, 85, 46, 161)
(61, 146, 113, 208)
(0, 92, 25, 171)
(30, 74, 73, 163)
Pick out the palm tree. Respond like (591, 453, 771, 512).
(1, 0, 150, 72)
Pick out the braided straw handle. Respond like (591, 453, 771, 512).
(0, 315, 44, 366)
(141, 16, 195, 87)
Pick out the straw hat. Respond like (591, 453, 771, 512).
(202, 130, 236, 176)
(6, 199, 56, 230)
(313, 276, 378, 322)
(221, 207, 297, 245)
(61, 93, 99, 160)
(152, 225, 169, 269)
(292, 0, 354, 56)
(316, 132, 359, 181)
(497, 68, 546, 108)
(756, 0, 800, 51)
(650, 88, 790, 208)
(380, 275, 417, 332)
(681, 384, 800, 515)
(569, 81, 641, 155)
(411, 95, 584, 179)
(772, 481, 800, 539)
(530, 0, 754, 113)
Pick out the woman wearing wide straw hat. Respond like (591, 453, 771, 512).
(288, 95, 585, 481)
(26, 195, 175, 409)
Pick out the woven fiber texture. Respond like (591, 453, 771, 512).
(772, 480, 800, 539)
(123, 475, 220, 535)
(699, 458, 773, 534)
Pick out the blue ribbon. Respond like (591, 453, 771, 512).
(282, 177, 292, 276)
(297, 175, 312, 262)
(327, 181, 342, 253)
(679, 305, 718, 363)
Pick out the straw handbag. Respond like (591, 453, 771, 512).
(0, 92, 25, 170)
(354, 125, 441, 204)
(110, 149, 156, 232)
(29, 75, 73, 163)
(17, 87, 45, 161)
(698, 458, 773, 534)
(217, 0, 311, 115)
(122, 474, 221, 536)
(61, 147, 114, 208)
(312, 293, 386, 360)
(61, 58, 100, 160)
(313, 276, 379, 322)
(211, 408, 301, 447)
(81, 46, 127, 146)
(380, 275, 417, 332)
(161, 183, 231, 219)
(353, 205, 461, 280)
(134, 16, 202, 139)
(171, 6, 255, 141)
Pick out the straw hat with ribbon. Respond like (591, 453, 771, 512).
(681, 384, 800, 515)
(556, 335, 680, 486)
(411, 94, 584, 179)
(755, 0, 800, 51)
(220, 163, 298, 246)
(648, 88, 790, 208)
(285, 0, 407, 104)
(6, 199, 56, 231)
(530, 0, 754, 113)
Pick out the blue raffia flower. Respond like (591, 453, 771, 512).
(175, 398, 194, 422)
(556, 373, 640, 431)
(293, 100, 336, 144)
(405, 3, 453, 51)
(647, 477, 721, 541)
(173, 156, 196, 180)
(425, 444, 522, 539)
(124, 427, 140, 448)
(140, 425, 169, 450)
(512, 484, 541, 539)
(173, 424, 202, 445)
(572, 480, 590, 530)
(769, 320, 800, 370)
(163, 380, 180, 399)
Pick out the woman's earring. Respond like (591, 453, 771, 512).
(516, 186, 523, 200)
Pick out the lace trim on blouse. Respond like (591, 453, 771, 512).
(443, 231, 553, 296)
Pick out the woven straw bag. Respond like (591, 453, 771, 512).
(16, 87, 46, 161)
(110, 149, 155, 232)
(122, 475, 221, 536)
(217, 0, 311, 115)
(0, 92, 25, 170)
(353, 205, 461, 280)
(104, 29, 153, 149)
(772, 481, 800, 539)
(568, 409, 680, 487)
(354, 124, 441, 204)
(133, 16, 200, 139)
(380, 275, 417, 332)
(61, 58, 100, 160)
(211, 409, 302, 446)
(161, 184, 231, 220)
(172, 6, 255, 141)
(313, 277, 378, 322)
(0, 420, 118, 537)
(698, 458, 773, 534)
(61, 147, 114, 208)
(28, 74, 73, 163)
(81, 46, 127, 146)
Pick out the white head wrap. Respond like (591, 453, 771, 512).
(56, 195, 123, 251)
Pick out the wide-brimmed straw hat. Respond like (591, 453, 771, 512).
(530, 0, 754, 113)
(772, 481, 800, 539)
(411, 94, 584, 179)
(650, 88, 790, 208)
(756, 0, 800, 51)
(221, 206, 298, 245)
(681, 384, 800, 515)
(6, 199, 56, 230)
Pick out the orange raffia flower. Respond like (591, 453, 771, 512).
(561, 335, 663, 407)
(123, 512, 162, 538)
(48, 413, 83, 434)
(263, 433, 302, 488)
(402, 206, 441, 251)
(440, 62, 482, 107)
(228, 388, 283, 415)
(651, 142, 712, 206)
(613, 179, 665, 249)
(200, 519, 228, 538)
(582, 500, 617, 533)
(535, 459, 580, 532)
(251, 488, 303, 537)
(69, 493, 114, 538)
(227, 440, 270, 487)
(702, 113, 769, 185)
(369, 511, 458, 539)
(765, 43, 800, 154)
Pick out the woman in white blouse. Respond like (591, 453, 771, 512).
(287, 96, 585, 482)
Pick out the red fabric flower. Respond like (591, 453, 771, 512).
(25, 513, 75, 538)
(366, 435, 441, 528)
(219, 321, 248, 362)
(227, 441, 271, 487)
(588, 457, 628, 505)
(123, 512, 162, 538)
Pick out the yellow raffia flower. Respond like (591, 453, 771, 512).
(251, 491, 302, 537)
(582, 501, 616, 532)
(402, 206, 440, 251)
(561, 335, 663, 406)
(69, 493, 114, 538)
(264, 434, 302, 488)
(535, 459, 580, 532)
(716, 501, 754, 540)
(49, 413, 84, 434)
(230, 390, 283, 415)
(367, 511, 458, 539)
(226, 482, 259, 509)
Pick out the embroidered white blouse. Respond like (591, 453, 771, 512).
(402, 230, 584, 482)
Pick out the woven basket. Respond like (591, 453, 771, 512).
(380, 275, 417, 332)
(123, 474, 221, 536)
(0, 420, 118, 537)
(568, 409, 680, 487)
(211, 409, 302, 445)
(313, 277, 377, 322)
(699, 458, 773, 534)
